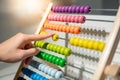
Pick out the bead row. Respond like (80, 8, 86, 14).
(22, 67, 48, 80)
(48, 14, 85, 23)
(69, 37, 105, 51)
(36, 51, 66, 67)
(52, 6, 91, 13)
(29, 60, 64, 80)
(44, 23, 81, 34)
(34, 41, 71, 56)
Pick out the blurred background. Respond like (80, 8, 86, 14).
(0, 0, 119, 79)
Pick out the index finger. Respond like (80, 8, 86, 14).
(25, 32, 55, 41)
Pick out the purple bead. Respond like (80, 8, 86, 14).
(64, 6, 69, 12)
(68, 6, 73, 13)
(58, 6, 62, 12)
(54, 6, 59, 12)
(52, 6, 56, 12)
(71, 6, 76, 13)
(84, 6, 91, 13)
(76, 6, 80, 13)
(61, 6, 65, 12)
(80, 6, 84, 13)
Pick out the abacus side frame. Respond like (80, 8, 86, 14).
(13, 3, 53, 80)
(92, 6, 120, 80)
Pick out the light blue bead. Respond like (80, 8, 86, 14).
(41, 65, 46, 72)
(47, 68, 54, 75)
(44, 66, 50, 74)
(38, 64, 44, 71)
(55, 71, 63, 80)
(50, 69, 57, 77)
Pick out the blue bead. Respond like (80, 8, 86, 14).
(32, 74, 38, 79)
(35, 74, 41, 80)
(50, 69, 57, 77)
(40, 76, 45, 80)
(55, 71, 63, 80)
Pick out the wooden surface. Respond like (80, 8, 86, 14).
(92, 6, 120, 80)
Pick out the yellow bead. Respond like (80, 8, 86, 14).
(93, 41, 100, 50)
(73, 38, 79, 46)
(78, 38, 84, 47)
(98, 42, 105, 51)
(69, 37, 74, 45)
(52, 34, 59, 41)
(83, 39, 89, 48)
(88, 40, 94, 49)
(40, 31, 47, 34)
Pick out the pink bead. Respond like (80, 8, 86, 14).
(56, 15, 60, 21)
(48, 15, 51, 20)
(78, 16, 86, 23)
(70, 16, 75, 22)
(74, 16, 79, 23)
(53, 15, 57, 21)
(67, 15, 72, 22)
(63, 15, 68, 22)
(60, 15, 64, 21)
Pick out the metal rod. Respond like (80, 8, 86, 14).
(86, 19, 114, 22)
(91, 9, 118, 12)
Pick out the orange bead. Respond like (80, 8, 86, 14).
(52, 24, 56, 30)
(49, 24, 53, 30)
(66, 26, 70, 33)
(70, 26, 75, 33)
(55, 24, 60, 31)
(62, 25, 66, 32)
(58, 25, 63, 31)
(74, 26, 81, 34)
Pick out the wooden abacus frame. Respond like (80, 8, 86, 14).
(14, 3, 120, 80)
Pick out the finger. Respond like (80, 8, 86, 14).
(22, 48, 39, 58)
(24, 56, 33, 65)
(24, 43, 35, 49)
(25, 32, 55, 41)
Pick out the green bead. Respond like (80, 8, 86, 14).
(55, 58, 60, 65)
(45, 54, 50, 61)
(59, 59, 66, 67)
(52, 56, 57, 64)
(48, 55, 53, 62)
(41, 53, 46, 59)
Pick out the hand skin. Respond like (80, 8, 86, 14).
(0, 32, 54, 63)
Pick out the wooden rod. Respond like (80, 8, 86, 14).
(92, 5, 120, 80)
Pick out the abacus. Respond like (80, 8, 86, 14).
(14, 3, 120, 80)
